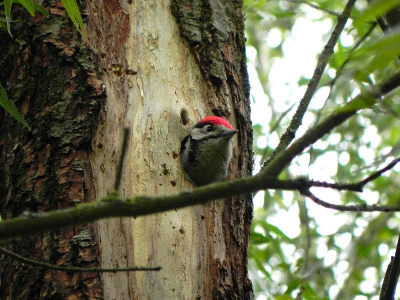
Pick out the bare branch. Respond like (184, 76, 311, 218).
(0, 247, 161, 273)
(306, 156, 400, 192)
(357, 157, 400, 188)
(284, 0, 342, 17)
(301, 190, 400, 212)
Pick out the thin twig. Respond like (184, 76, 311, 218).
(324, 22, 377, 105)
(357, 157, 400, 187)
(114, 128, 130, 191)
(0, 246, 161, 273)
(305, 156, 400, 192)
(265, 0, 357, 167)
(354, 145, 400, 175)
(284, 0, 342, 17)
(301, 190, 400, 212)
(260, 102, 298, 166)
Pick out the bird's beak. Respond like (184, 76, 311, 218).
(219, 129, 238, 138)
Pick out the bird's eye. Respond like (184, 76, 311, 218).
(206, 125, 213, 133)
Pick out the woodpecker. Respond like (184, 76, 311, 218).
(180, 116, 237, 186)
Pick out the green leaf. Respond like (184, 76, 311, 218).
(302, 282, 329, 300)
(14, 0, 49, 17)
(33, 3, 49, 16)
(15, 0, 35, 16)
(354, 0, 400, 28)
(0, 83, 30, 130)
(60, 0, 84, 33)
(265, 223, 292, 241)
(4, 0, 13, 36)
(0, 17, 19, 23)
(297, 76, 310, 87)
(350, 29, 400, 76)
(275, 295, 295, 300)
(1, 0, 48, 35)
(336, 92, 376, 113)
(250, 232, 270, 245)
(354, 28, 400, 58)
(284, 279, 302, 295)
(251, 255, 272, 279)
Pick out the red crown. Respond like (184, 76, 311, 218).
(199, 116, 234, 129)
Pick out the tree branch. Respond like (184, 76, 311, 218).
(265, 0, 357, 165)
(269, 156, 400, 192)
(284, 0, 342, 17)
(301, 190, 400, 212)
(0, 72, 399, 246)
(306, 156, 400, 192)
(0, 246, 161, 273)
(260, 71, 400, 179)
(1, 172, 400, 245)
(356, 156, 400, 188)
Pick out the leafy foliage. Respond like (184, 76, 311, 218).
(1, 0, 49, 36)
(0, 83, 30, 129)
(245, 0, 400, 299)
(1, 0, 82, 34)
(60, 0, 84, 33)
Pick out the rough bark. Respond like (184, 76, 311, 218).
(170, 1, 254, 298)
(0, 2, 104, 299)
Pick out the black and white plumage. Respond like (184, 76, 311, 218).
(180, 116, 237, 186)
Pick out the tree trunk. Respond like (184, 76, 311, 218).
(0, 1, 104, 298)
(0, 0, 253, 299)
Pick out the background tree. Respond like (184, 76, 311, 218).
(0, 0, 253, 299)
(245, 0, 400, 299)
